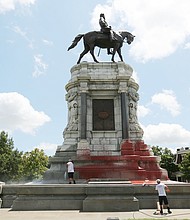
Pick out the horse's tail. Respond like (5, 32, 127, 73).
(67, 34, 84, 51)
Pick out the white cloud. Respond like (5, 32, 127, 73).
(91, 0, 190, 62)
(13, 25, 27, 37)
(131, 70, 139, 84)
(0, 0, 36, 14)
(42, 39, 53, 46)
(143, 123, 190, 151)
(0, 92, 50, 134)
(138, 105, 150, 118)
(12, 25, 35, 49)
(184, 42, 190, 49)
(0, 0, 15, 13)
(151, 89, 181, 116)
(32, 142, 57, 156)
(12, 27, 49, 76)
(33, 54, 48, 77)
(18, 0, 35, 5)
(11, 27, 49, 76)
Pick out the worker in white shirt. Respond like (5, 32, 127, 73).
(66, 159, 76, 184)
(155, 179, 172, 215)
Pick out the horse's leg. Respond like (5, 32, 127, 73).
(111, 47, 117, 62)
(107, 48, 113, 55)
(89, 45, 99, 63)
(117, 47, 123, 62)
(77, 47, 90, 64)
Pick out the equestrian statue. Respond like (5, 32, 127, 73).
(68, 13, 135, 64)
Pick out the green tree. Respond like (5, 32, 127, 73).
(179, 152, 190, 182)
(151, 146, 179, 179)
(0, 131, 23, 182)
(22, 148, 49, 181)
(151, 145, 163, 156)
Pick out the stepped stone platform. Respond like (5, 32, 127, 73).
(1, 181, 190, 212)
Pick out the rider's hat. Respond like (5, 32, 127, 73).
(100, 13, 105, 17)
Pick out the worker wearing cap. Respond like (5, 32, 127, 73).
(155, 179, 172, 215)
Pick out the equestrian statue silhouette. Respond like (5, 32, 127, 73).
(68, 13, 135, 64)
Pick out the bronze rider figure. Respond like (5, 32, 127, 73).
(99, 13, 115, 54)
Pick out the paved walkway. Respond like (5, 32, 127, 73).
(1, 209, 190, 220)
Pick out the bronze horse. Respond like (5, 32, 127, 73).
(68, 31, 135, 64)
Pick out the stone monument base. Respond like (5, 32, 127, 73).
(44, 140, 168, 183)
(44, 62, 168, 183)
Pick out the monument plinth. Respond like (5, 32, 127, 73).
(44, 62, 168, 183)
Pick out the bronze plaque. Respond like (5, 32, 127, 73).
(92, 99, 115, 130)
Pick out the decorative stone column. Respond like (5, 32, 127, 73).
(80, 93, 87, 139)
(76, 70, 90, 157)
(120, 92, 129, 139)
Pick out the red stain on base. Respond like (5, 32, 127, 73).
(75, 140, 168, 181)
(131, 180, 156, 185)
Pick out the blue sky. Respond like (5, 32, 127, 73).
(1, 0, 190, 156)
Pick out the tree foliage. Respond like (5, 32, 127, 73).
(0, 131, 23, 182)
(22, 148, 49, 181)
(0, 131, 49, 183)
(179, 152, 190, 181)
(151, 146, 179, 179)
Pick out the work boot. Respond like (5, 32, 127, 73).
(168, 207, 172, 214)
(160, 207, 163, 215)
